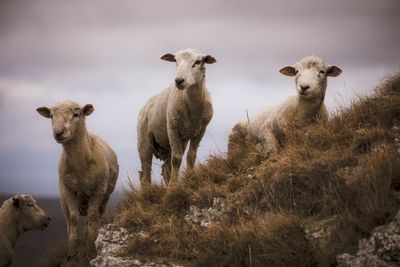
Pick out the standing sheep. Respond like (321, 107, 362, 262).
(0, 194, 51, 267)
(137, 49, 216, 185)
(36, 101, 119, 262)
(228, 56, 342, 158)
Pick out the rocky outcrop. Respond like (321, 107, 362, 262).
(336, 210, 400, 267)
(90, 223, 183, 267)
(184, 197, 231, 228)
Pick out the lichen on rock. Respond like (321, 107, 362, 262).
(184, 197, 231, 228)
(336, 210, 400, 267)
(90, 223, 184, 267)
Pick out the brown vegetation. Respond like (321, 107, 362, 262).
(117, 73, 400, 267)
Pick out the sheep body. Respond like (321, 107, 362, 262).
(0, 194, 50, 267)
(37, 100, 119, 261)
(138, 49, 215, 184)
(229, 56, 341, 156)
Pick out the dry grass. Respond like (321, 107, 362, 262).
(195, 213, 316, 267)
(116, 74, 400, 267)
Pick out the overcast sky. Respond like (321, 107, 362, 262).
(0, 0, 399, 196)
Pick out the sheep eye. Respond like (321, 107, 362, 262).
(73, 113, 80, 118)
(319, 70, 325, 74)
(27, 203, 34, 208)
(192, 60, 201, 67)
(295, 70, 299, 74)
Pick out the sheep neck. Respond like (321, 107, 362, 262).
(62, 123, 93, 171)
(0, 206, 20, 249)
(183, 81, 207, 110)
(297, 93, 325, 120)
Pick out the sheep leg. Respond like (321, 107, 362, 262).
(259, 129, 279, 156)
(85, 199, 103, 260)
(169, 134, 187, 183)
(161, 155, 171, 185)
(187, 130, 206, 170)
(99, 193, 111, 217)
(99, 166, 117, 216)
(138, 138, 153, 185)
(170, 150, 183, 183)
(63, 191, 80, 260)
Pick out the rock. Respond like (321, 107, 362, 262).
(91, 256, 182, 267)
(184, 197, 231, 228)
(94, 223, 132, 256)
(392, 125, 400, 154)
(246, 174, 256, 179)
(336, 210, 400, 267)
(304, 216, 339, 251)
(90, 223, 184, 267)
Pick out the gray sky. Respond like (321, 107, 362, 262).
(0, 0, 399, 196)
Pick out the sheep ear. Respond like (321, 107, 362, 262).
(203, 55, 217, 64)
(82, 104, 94, 116)
(326, 65, 342, 77)
(279, 66, 296, 76)
(12, 195, 22, 208)
(160, 53, 176, 62)
(36, 107, 52, 118)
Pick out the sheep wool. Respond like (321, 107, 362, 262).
(36, 100, 119, 262)
(137, 49, 216, 185)
(0, 194, 50, 267)
(229, 56, 342, 156)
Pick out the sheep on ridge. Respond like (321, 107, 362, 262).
(37, 101, 119, 263)
(0, 194, 51, 267)
(137, 49, 216, 185)
(228, 56, 342, 158)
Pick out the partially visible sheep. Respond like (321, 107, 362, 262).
(0, 194, 50, 267)
(228, 56, 342, 158)
(36, 101, 119, 262)
(137, 49, 216, 185)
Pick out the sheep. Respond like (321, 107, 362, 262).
(0, 194, 51, 267)
(228, 56, 342, 158)
(137, 49, 216, 185)
(36, 101, 119, 262)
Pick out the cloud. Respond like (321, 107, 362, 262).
(0, 0, 399, 195)
(0, 0, 399, 78)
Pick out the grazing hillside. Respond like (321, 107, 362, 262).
(38, 74, 400, 267)
(112, 73, 400, 267)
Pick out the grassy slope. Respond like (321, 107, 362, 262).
(117, 73, 400, 267)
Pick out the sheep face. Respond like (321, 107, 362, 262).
(280, 56, 342, 100)
(11, 194, 51, 231)
(161, 49, 216, 90)
(36, 101, 94, 143)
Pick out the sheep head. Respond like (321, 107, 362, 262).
(161, 49, 216, 90)
(279, 56, 342, 100)
(10, 194, 51, 232)
(36, 101, 94, 143)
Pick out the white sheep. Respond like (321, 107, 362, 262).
(0, 194, 50, 267)
(36, 101, 119, 262)
(137, 49, 216, 185)
(229, 56, 342, 156)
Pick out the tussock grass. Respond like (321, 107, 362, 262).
(195, 213, 316, 267)
(116, 74, 400, 266)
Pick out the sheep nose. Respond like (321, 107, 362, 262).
(47, 216, 51, 221)
(55, 130, 64, 138)
(300, 85, 310, 91)
(175, 78, 184, 86)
